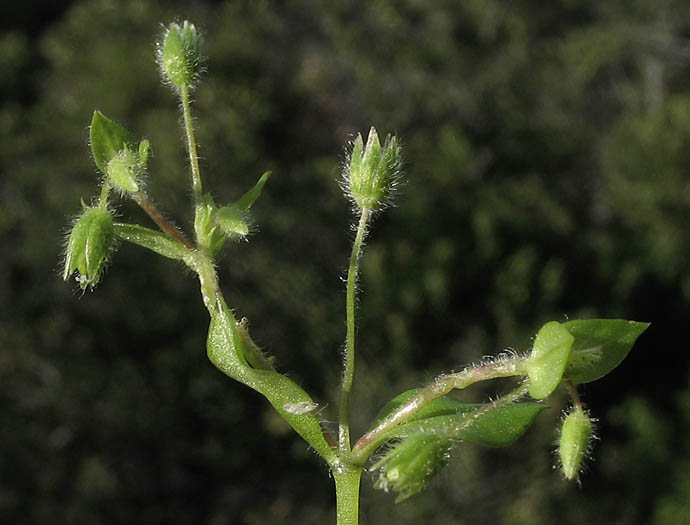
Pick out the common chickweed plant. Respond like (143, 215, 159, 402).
(62, 21, 648, 524)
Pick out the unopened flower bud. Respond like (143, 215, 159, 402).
(157, 21, 204, 90)
(372, 433, 452, 502)
(63, 206, 114, 290)
(216, 205, 251, 240)
(559, 407, 594, 480)
(106, 148, 142, 193)
(344, 127, 402, 211)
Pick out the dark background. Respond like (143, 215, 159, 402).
(2, 1, 690, 523)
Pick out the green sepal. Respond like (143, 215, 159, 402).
(559, 407, 593, 480)
(63, 206, 115, 290)
(206, 296, 336, 465)
(370, 389, 544, 447)
(138, 139, 151, 165)
(235, 171, 271, 210)
(195, 193, 226, 254)
(113, 223, 190, 260)
(526, 321, 574, 399)
(345, 128, 401, 210)
(107, 148, 141, 193)
(371, 433, 452, 502)
(216, 205, 251, 239)
(90, 110, 134, 173)
(563, 319, 649, 384)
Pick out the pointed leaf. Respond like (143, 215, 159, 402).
(235, 172, 271, 210)
(393, 402, 545, 448)
(564, 319, 649, 384)
(526, 321, 574, 399)
(369, 388, 464, 430)
(370, 389, 544, 447)
(206, 297, 336, 465)
(90, 111, 134, 173)
(113, 223, 190, 260)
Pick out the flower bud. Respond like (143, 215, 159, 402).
(372, 433, 452, 502)
(558, 407, 594, 480)
(63, 206, 115, 290)
(344, 127, 402, 211)
(194, 194, 226, 254)
(106, 148, 142, 193)
(157, 21, 204, 90)
(216, 205, 251, 240)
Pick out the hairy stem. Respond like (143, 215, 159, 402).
(351, 356, 529, 464)
(334, 466, 362, 525)
(338, 207, 371, 452)
(131, 191, 195, 250)
(98, 179, 111, 208)
(180, 84, 203, 209)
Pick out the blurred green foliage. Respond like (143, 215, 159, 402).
(2, 0, 690, 523)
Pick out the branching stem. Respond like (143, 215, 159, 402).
(131, 191, 195, 250)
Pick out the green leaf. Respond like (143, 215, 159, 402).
(526, 321, 574, 399)
(235, 172, 271, 210)
(206, 296, 336, 465)
(90, 110, 134, 173)
(113, 223, 190, 260)
(369, 389, 465, 430)
(370, 389, 544, 447)
(563, 319, 649, 384)
(393, 401, 545, 448)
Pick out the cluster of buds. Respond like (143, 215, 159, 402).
(343, 127, 402, 212)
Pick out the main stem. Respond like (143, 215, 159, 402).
(180, 84, 203, 208)
(338, 207, 371, 452)
(334, 467, 363, 525)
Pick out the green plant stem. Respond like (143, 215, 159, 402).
(131, 191, 195, 250)
(351, 356, 529, 464)
(338, 207, 371, 453)
(565, 379, 584, 410)
(180, 84, 203, 209)
(98, 180, 111, 208)
(334, 466, 363, 525)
